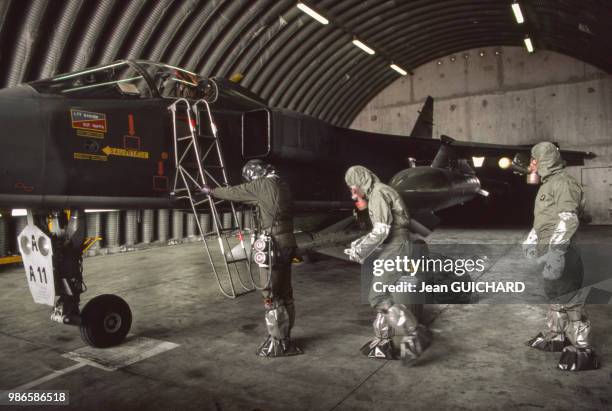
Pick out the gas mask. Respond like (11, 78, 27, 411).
(350, 186, 368, 210)
(526, 162, 540, 185)
(511, 153, 540, 185)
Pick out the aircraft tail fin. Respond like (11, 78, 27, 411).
(409, 96, 434, 138)
(431, 135, 478, 176)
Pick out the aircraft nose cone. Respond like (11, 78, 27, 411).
(0, 84, 42, 134)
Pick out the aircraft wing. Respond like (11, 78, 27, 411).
(437, 135, 595, 166)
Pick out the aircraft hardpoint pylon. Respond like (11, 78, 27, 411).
(168, 98, 256, 299)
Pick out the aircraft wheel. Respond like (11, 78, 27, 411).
(80, 294, 132, 348)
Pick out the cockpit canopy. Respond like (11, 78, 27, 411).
(28, 60, 207, 100)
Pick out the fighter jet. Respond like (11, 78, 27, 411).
(0, 60, 594, 347)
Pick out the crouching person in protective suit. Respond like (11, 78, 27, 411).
(344, 166, 431, 363)
(202, 159, 302, 357)
(522, 142, 599, 371)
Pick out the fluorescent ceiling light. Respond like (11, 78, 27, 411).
(352, 39, 375, 55)
(472, 156, 485, 168)
(524, 37, 534, 53)
(297, 3, 329, 25)
(512, 2, 524, 24)
(390, 64, 407, 75)
(11, 209, 27, 217)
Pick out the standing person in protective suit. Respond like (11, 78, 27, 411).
(344, 165, 431, 362)
(522, 142, 599, 371)
(201, 159, 302, 357)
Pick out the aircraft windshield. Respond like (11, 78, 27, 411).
(29, 61, 153, 98)
(135, 62, 205, 99)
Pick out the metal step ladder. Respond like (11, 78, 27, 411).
(168, 98, 255, 299)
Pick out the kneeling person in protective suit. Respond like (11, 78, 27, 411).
(344, 166, 431, 362)
(522, 142, 599, 371)
(202, 159, 302, 357)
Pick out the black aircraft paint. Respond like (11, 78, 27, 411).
(0, 60, 594, 225)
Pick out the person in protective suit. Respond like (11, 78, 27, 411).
(201, 159, 302, 357)
(344, 165, 431, 362)
(522, 142, 599, 371)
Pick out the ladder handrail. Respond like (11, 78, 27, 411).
(194, 99, 260, 292)
(168, 97, 256, 299)
(193, 99, 256, 293)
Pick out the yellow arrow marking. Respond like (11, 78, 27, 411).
(102, 146, 149, 159)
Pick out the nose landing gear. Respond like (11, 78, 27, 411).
(18, 209, 132, 348)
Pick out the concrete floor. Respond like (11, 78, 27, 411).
(0, 227, 611, 411)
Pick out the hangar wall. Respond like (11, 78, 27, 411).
(351, 46, 612, 224)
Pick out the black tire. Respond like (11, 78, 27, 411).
(80, 294, 132, 348)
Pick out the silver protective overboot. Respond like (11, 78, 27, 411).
(557, 306, 599, 371)
(526, 305, 569, 352)
(360, 311, 396, 359)
(387, 304, 432, 364)
(558, 346, 600, 371)
(257, 304, 303, 357)
(361, 304, 431, 362)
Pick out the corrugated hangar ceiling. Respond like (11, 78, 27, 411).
(0, 0, 610, 127)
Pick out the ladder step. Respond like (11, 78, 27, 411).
(218, 228, 239, 234)
(227, 258, 249, 264)
(182, 162, 224, 170)
(197, 134, 216, 140)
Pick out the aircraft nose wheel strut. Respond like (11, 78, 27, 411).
(18, 209, 132, 348)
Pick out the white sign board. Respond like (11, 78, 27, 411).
(18, 224, 55, 306)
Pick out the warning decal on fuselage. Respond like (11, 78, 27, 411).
(102, 146, 149, 159)
(71, 109, 108, 133)
(76, 129, 105, 139)
(73, 152, 108, 161)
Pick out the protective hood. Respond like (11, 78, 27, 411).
(345, 165, 380, 196)
(531, 142, 564, 180)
